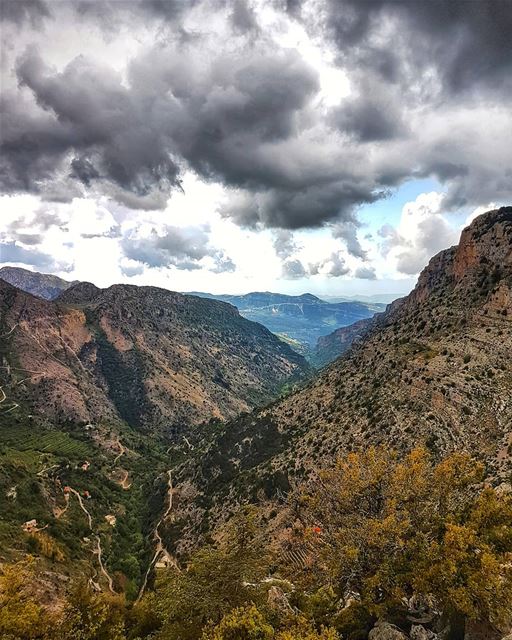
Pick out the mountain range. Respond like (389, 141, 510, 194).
(0, 207, 511, 639)
(0, 280, 309, 431)
(189, 290, 385, 358)
(0, 266, 386, 365)
(0, 266, 77, 300)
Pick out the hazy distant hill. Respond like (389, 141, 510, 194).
(0, 265, 76, 299)
(321, 293, 403, 304)
(312, 315, 378, 367)
(188, 290, 385, 354)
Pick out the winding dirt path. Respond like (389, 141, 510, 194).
(94, 534, 115, 593)
(113, 437, 126, 465)
(66, 487, 115, 593)
(136, 470, 179, 602)
(117, 469, 132, 490)
(0, 384, 19, 414)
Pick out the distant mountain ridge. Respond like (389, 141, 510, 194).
(189, 290, 385, 356)
(0, 265, 76, 299)
(0, 280, 311, 432)
(0, 268, 386, 366)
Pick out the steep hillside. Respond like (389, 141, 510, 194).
(189, 290, 384, 355)
(0, 266, 76, 299)
(0, 282, 310, 432)
(174, 207, 512, 548)
(312, 315, 380, 367)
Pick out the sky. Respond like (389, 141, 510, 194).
(0, 0, 511, 296)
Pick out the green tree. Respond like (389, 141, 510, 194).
(201, 604, 274, 640)
(139, 508, 269, 639)
(55, 585, 127, 640)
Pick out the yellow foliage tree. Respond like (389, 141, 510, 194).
(288, 447, 512, 632)
(201, 605, 340, 640)
(0, 558, 55, 640)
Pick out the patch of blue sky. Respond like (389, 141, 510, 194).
(357, 178, 443, 233)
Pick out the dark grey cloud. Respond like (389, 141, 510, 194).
(282, 259, 306, 280)
(4, 46, 180, 207)
(272, 229, 300, 259)
(231, 0, 259, 35)
(310, 0, 512, 96)
(223, 180, 382, 229)
(70, 157, 100, 187)
(320, 252, 350, 278)
(0, 0, 51, 26)
(0, 0, 511, 249)
(9, 232, 42, 245)
(1, 206, 66, 249)
(331, 219, 366, 259)
(309, 253, 349, 277)
(330, 81, 406, 142)
(354, 266, 376, 280)
(121, 225, 234, 272)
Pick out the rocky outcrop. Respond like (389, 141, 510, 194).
(368, 621, 408, 640)
(409, 626, 438, 640)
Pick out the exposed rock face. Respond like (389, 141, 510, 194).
(368, 621, 408, 640)
(175, 207, 512, 542)
(0, 281, 311, 432)
(0, 266, 76, 300)
(410, 626, 438, 640)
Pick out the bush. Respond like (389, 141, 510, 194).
(287, 447, 512, 633)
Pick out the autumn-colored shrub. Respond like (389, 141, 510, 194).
(286, 447, 512, 633)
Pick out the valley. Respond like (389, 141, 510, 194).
(1, 267, 386, 366)
(190, 290, 386, 361)
(0, 208, 511, 640)
(2, 0, 511, 635)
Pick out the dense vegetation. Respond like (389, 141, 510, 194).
(1, 448, 510, 639)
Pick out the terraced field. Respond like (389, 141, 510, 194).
(0, 424, 93, 458)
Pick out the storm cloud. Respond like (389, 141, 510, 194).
(1, 0, 511, 277)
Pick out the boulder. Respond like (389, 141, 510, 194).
(410, 625, 438, 639)
(368, 621, 408, 640)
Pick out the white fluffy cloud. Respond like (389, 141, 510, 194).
(378, 192, 459, 275)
